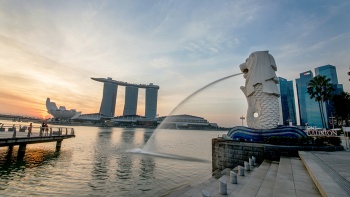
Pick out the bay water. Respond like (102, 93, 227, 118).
(0, 120, 227, 196)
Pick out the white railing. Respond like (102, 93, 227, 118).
(0, 124, 75, 138)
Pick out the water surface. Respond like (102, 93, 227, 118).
(0, 120, 226, 196)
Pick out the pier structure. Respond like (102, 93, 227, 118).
(0, 124, 75, 158)
(91, 77, 159, 119)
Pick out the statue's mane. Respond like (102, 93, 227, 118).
(244, 51, 279, 96)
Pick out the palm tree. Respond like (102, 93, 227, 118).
(307, 75, 334, 128)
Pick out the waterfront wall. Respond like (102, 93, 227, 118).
(212, 138, 343, 173)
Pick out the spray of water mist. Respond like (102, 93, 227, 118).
(168, 73, 243, 115)
(129, 72, 243, 161)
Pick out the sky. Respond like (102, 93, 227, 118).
(0, 0, 349, 127)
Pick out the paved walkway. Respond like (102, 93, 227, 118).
(299, 151, 350, 197)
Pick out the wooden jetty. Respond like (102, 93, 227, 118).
(0, 123, 75, 158)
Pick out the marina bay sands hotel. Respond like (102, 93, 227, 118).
(91, 77, 159, 119)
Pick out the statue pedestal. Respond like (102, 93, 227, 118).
(227, 126, 308, 142)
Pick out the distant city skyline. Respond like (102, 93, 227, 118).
(0, 1, 349, 127)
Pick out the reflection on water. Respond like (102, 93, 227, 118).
(0, 147, 60, 176)
(0, 121, 226, 197)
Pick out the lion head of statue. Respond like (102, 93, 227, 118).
(239, 51, 280, 97)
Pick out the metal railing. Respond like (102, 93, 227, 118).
(0, 124, 75, 138)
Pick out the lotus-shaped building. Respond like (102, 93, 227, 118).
(46, 98, 81, 119)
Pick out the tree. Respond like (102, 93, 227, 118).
(307, 75, 334, 128)
(332, 91, 350, 126)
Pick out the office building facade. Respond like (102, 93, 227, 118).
(296, 71, 323, 128)
(315, 64, 344, 126)
(278, 77, 297, 125)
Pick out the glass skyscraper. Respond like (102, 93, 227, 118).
(278, 77, 297, 125)
(296, 71, 323, 128)
(315, 64, 343, 126)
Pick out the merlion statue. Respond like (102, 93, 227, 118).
(240, 51, 280, 129)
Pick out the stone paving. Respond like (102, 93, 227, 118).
(299, 151, 350, 197)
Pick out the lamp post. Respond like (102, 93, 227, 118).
(240, 116, 245, 126)
(329, 113, 335, 130)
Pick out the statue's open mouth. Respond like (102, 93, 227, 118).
(242, 69, 249, 74)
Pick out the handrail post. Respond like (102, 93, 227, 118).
(50, 128, 52, 136)
(66, 128, 68, 136)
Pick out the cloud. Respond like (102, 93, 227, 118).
(0, 0, 349, 126)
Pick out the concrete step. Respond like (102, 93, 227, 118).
(235, 160, 275, 197)
(299, 151, 350, 197)
(272, 157, 321, 197)
(168, 161, 262, 197)
(255, 161, 279, 197)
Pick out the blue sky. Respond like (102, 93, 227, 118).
(0, 0, 349, 127)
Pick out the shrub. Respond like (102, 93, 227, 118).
(315, 137, 325, 146)
(325, 136, 341, 146)
(264, 136, 341, 146)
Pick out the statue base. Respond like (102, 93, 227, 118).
(227, 126, 308, 142)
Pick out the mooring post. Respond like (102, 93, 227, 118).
(56, 140, 63, 151)
(18, 144, 27, 158)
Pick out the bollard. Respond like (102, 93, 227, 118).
(230, 171, 237, 184)
(238, 165, 245, 176)
(249, 158, 254, 167)
(244, 161, 251, 171)
(219, 179, 227, 195)
(201, 190, 210, 197)
(252, 156, 256, 166)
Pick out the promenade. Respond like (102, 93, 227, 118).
(166, 139, 350, 197)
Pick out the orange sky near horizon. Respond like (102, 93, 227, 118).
(1, 1, 350, 127)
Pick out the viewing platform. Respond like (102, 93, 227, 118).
(0, 124, 75, 158)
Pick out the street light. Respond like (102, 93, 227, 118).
(240, 116, 245, 126)
(329, 113, 335, 129)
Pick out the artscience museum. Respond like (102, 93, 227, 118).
(46, 98, 81, 119)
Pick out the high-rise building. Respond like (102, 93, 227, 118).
(123, 86, 139, 116)
(92, 77, 159, 119)
(296, 71, 323, 128)
(145, 86, 158, 119)
(278, 77, 297, 125)
(315, 64, 343, 126)
(99, 79, 118, 117)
